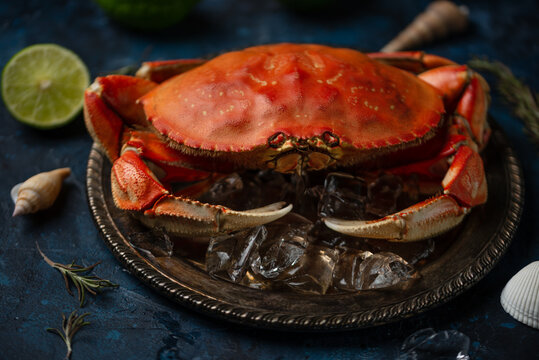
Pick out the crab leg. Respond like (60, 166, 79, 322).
(368, 51, 456, 73)
(112, 149, 292, 236)
(135, 59, 207, 83)
(94, 75, 158, 126)
(324, 64, 489, 242)
(140, 198, 292, 236)
(324, 144, 486, 241)
(124, 130, 240, 176)
(84, 89, 124, 162)
(120, 132, 291, 235)
(325, 195, 466, 241)
(419, 65, 490, 148)
(455, 75, 491, 148)
(84, 75, 158, 162)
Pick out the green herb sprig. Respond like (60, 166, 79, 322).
(36, 243, 118, 307)
(469, 58, 539, 146)
(47, 311, 90, 360)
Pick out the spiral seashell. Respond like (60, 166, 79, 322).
(500, 261, 539, 329)
(11, 167, 71, 216)
(381, 1, 469, 52)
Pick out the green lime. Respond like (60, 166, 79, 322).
(2, 44, 90, 129)
(278, 0, 334, 12)
(95, 0, 200, 31)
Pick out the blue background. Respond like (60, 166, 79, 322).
(0, 0, 537, 359)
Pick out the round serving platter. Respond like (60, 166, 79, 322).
(86, 126, 523, 331)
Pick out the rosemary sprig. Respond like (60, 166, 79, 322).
(47, 311, 90, 360)
(36, 242, 118, 307)
(469, 58, 539, 146)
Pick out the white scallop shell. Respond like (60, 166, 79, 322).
(500, 261, 539, 329)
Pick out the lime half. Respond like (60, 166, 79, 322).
(95, 0, 200, 31)
(2, 44, 90, 129)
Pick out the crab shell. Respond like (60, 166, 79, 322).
(141, 44, 447, 173)
(84, 43, 490, 241)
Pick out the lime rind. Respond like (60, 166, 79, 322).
(2, 44, 90, 129)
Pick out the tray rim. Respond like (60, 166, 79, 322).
(86, 128, 524, 331)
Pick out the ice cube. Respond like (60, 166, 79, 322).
(363, 238, 435, 266)
(332, 248, 374, 291)
(251, 234, 307, 279)
(128, 226, 173, 258)
(253, 170, 294, 204)
(197, 172, 268, 211)
(264, 212, 314, 238)
(205, 226, 267, 283)
(356, 252, 415, 290)
(297, 184, 325, 221)
(206, 172, 243, 198)
(398, 328, 470, 360)
(249, 213, 338, 294)
(309, 220, 350, 248)
(251, 213, 313, 280)
(240, 270, 273, 290)
(366, 173, 403, 217)
(282, 245, 339, 295)
(319, 172, 367, 220)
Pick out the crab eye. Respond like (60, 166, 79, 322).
(322, 131, 339, 147)
(268, 132, 287, 148)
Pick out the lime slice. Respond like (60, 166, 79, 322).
(2, 44, 90, 129)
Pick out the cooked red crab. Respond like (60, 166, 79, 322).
(84, 43, 489, 242)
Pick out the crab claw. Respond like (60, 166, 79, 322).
(140, 198, 293, 236)
(368, 51, 456, 73)
(324, 195, 466, 242)
(136, 59, 207, 83)
(84, 75, 158, 162)
(324, 145, 486, 242)
(112, 149, 292, 236)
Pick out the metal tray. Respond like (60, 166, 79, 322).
(86, 127, 523, 331)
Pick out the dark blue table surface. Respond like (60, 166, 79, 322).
(1, 1, 538, 359)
